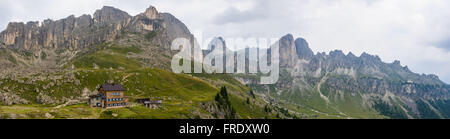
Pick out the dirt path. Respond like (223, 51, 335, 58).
(317, 73, 330, 103)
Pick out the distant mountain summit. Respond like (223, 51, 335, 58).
(0, 6, 192, 51)
(240, 33, 450, 119)
(0, 5, 197, 76)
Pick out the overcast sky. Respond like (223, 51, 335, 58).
(1, 0, 450, 83)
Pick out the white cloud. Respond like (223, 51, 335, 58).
(1, 0, 450, 83)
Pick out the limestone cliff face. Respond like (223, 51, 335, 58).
(0, 5, 192, 51)
(294, 38, 314, 60)
(236, 34, 450, 118)
(278, 34, 297, 68)
(0, 5, 198, 79)
(0, 5, 201, 106)
(0, 6, 128, 50)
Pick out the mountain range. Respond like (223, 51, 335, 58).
(0, 5, 449, 119)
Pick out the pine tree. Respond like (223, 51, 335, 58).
(249, 90, 255, 99)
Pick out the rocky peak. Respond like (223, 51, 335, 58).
(294, 38, 314, 60)
(347, 52, 357, 58)
(93, 6, 131, 24)
(206, 37, 226, 53)
(74, 14, 94, 28)
(329, 50, 345, 58)
(141, 6, 161, 19)
(393, 60, 401, 66)
(279, 34, 297, 67)
(0, 5, 181, 51)
(280, 34, 294, 44)
(360, 52, 381, 62)
(425, 74, 440, 80)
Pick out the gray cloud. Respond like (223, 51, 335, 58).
(213, 6, 265, 25)
(435, 39, 450, 51)
(212, 0, 271, 25)
(0, 4, 11, 30)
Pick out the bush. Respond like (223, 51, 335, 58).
(145, 31, 157, 40)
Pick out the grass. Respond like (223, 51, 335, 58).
(0, 104, 103, 119)
(71, 51, 141, 69)
(0, 68, 276, 119)
(0, 68, 254, 119)
(229, 94, 275, 119)
(0, 40, 274, 119)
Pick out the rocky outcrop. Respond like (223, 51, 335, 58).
(295, 38, 314, 60)
(0, 6, 128, 50)
(0, 5, 199, 106)
(236, 34, 450, 118)
(0, 5, 199, 77)
(0, 5, 192, 52)
(0, 92, 29, 105)
(278, 34, 297, 67)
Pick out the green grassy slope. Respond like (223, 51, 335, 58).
(0, 42, 274, 119)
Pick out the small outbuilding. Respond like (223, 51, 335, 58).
(136, 98, 162, 109)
